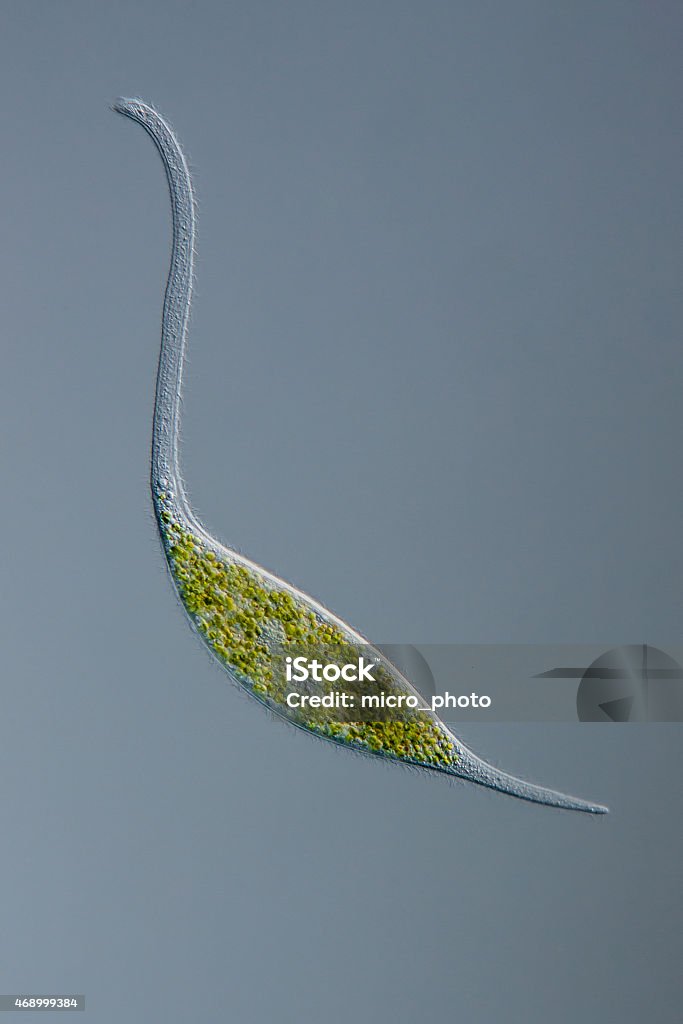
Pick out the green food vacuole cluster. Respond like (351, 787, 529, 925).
(157, 496, 457, 771)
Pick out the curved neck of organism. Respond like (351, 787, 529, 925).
(113, 97, 607, 815)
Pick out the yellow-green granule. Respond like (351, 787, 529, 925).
(159, 508, 456, 771)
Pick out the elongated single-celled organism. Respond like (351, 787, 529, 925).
(113, 97, 607, 814)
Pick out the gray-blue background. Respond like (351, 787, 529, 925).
(1, 2, 681, 1021)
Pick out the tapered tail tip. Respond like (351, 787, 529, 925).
(451, 748, 609, 814)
